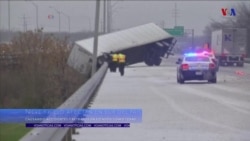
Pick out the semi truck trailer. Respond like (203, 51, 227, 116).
(67, 23, 176, 75)
(211, 28, 248, 67)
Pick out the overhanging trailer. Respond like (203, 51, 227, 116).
(67, 23, 176, 74)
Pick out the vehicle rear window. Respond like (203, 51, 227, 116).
(185, 56, 209, 62)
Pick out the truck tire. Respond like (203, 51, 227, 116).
(144, 49, 153, 66)
(208, 74, 217, 83)
(154, 57, 162, 66)
(237, 63, 244, 67)
(208, 77, 217, 83)
(145, 60, 154, 66)
(144, 58, 154, 66)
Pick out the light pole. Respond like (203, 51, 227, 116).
(103, 0, 106, 33)
(106, 0, 123, 33)
(31, 2, 38, 30)
(8, 0, 10, 32)
(61, 12, 70, 33)
(49, 6, 61, 32)
(83, 15, 92, 32)
(91, 0, 101, 76)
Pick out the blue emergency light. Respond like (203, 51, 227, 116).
(184, 53, 199, 57)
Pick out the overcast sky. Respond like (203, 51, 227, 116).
(0, 0, 248, 36)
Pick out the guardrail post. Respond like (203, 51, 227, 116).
(72, 128, 78, 135)
(62, 129, 71, 141)
(71, 128, 79, 141)
(68, 129, 72, 141)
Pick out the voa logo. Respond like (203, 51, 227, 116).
(221, 8, 236, 16)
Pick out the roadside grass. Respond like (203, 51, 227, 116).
(0, 31, 88, 141)
(0, 124, 31, 141)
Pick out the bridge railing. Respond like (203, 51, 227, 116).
(20, 62, 108, 141)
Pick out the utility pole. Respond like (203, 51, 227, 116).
(22, 15, 28, 32)
(174, 3, 177, 26)
(192, 29, 194, 49)
(31, 2, 39, 30)
(161, 20, 165, 28)
(107, 0, 111, 33)
(172, 3, 180, 27)
(61, 12, 70, 33)
(103, 0, 106, 33)
(91, 0, 101, 76)
(8, 0, 10, 32)
(49, 6, 61, 32)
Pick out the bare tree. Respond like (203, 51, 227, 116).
(203, 2, 250, 55)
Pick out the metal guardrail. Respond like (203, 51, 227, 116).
(20, 62, 108, 141)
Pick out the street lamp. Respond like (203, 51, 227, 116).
(61, 12, 70, 33)
(85, 16, 92, 32)
(31, 2, 38, 30)
(49, 6, 61, 32)
(8, 0, 10, 32)
(106, 0, 123, 32)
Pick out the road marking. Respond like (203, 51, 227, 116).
(150, 86, 250, 134)
(209, 84, 250, 96)
(178, 84, 250, 115)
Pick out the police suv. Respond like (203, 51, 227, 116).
(176, 53, 217, 84)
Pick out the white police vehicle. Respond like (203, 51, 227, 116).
(202, 51, 219, 72)
(176, 53, 217, 84)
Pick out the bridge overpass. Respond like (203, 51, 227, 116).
(21, 56, 250, 141)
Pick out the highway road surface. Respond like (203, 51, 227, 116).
(73, 57, 250, 141)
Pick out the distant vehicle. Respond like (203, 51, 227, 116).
(67, 23, 177, 75)
(176, 53, 217, 84)
(211, 28, 248, 67)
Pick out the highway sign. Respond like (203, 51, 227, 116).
(164, 27, 184, 36)
(174, 26, 184, 30)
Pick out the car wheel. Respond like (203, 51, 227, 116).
(177, 75, 180, 83)
(178, 73, 185, 84)
(179, 76, 185, 84)
(179, 78, 184, 84)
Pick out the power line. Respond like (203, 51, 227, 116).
(19, 15, 31, 32)
(22, 15, 28, 32)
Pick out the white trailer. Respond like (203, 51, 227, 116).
(211, 28, 247, 67)
(67, 23, 176, 74)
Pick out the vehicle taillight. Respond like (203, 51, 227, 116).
(181, 64, 189, 70)
(209, 63, 215, 69)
